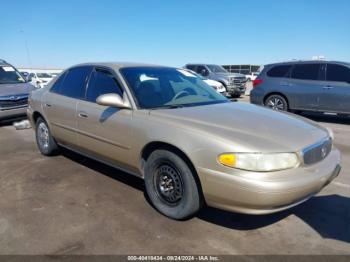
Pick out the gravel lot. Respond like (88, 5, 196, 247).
(0, 97, 349, 255)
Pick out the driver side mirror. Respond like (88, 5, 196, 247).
(96, 93, 132, 109)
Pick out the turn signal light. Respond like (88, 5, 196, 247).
(218, 154, 236, 167)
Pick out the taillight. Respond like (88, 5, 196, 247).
(253, 79, 263, 88)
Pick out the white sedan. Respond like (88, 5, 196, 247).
(183, 69, 227, 96)
(203, 78, 227, 95)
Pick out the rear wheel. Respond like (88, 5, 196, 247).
(35, 117, 59, 156)
(265, 94, 288, 111)
(144, 150, 202, 220)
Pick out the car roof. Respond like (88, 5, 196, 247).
(0, 59, 9, 66)
(68, 62, 171, 71)
(265, 60, 350, 67)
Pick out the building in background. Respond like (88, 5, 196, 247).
(222, 64, 261, 75)
(18, 68, 63, 76)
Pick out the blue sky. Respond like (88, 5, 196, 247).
(1, 0, 349, 69)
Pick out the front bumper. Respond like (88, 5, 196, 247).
(226, 84, 246, 95)
(197, 147, 341, 214)
(0, 106, 28, 121)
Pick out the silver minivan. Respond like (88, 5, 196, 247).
(250, 61, 350, 115)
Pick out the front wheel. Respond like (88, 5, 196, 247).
(265, 94, 288, 111)
(144, 150, 202, 220)
(35, 117, 60, 156)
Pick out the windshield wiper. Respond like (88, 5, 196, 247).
(150, 104, 184, 110)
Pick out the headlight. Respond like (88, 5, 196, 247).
(218, 153, 300, 172)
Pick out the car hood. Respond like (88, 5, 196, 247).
(149, 102, 329, 153)
(0, 82, 36, 96)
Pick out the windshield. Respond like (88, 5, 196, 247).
(207, 65, 228, 73)
(120, 67, 228, 109)
(0, 66, 26, 84)
(37, 73, 52, 78)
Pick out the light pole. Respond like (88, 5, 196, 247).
(19, 29, 32, 68)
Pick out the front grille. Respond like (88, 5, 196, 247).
(232, 77, 246, 86)
(0, 97, 28, 109)
(303, 138, 332, 165)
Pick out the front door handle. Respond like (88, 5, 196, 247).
(78, 112, 88, 118)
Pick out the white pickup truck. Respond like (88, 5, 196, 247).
(245, 72, 259, 81)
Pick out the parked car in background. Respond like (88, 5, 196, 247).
(28, 62, 341, 220)
(183, 69, 227, 96)
(185, 64, 247, 97)
(250, 61, 350, 116)
(20, 71, 29, 79)
(245, 72, 259, 81)
(50, 73, 59, 78)
(27, 72, 54, 88)
(0, 59, 36, 122)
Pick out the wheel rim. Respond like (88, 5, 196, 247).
(38, 122, 50, 149)
(154, 163, 184, 206)
(267, 97, 285, 111)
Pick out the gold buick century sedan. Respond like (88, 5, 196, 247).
(27, 63, 341, 220)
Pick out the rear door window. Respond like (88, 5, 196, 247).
(86, 68, 123, 103)
(59, 66, 92, 99)
(326, 64, 350, 84)
(291, 64, 321, 80)
(50, 72, 67, 93)
(267, 65, 292, 78)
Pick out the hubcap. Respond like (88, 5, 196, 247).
(267, 97, 285, 111)
(154, 164, 183, 205)
(38, 122, 49, 149)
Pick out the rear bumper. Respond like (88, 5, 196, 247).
(197, 147, 341, 214)
(250, 88, 265, 105)
(0, 106, 28, 121)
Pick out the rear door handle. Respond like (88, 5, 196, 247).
(280, 82, 292, 87)
(45, 103, 52, 108)
(323, 85, 334, 89)
(78, 112, 88, 118)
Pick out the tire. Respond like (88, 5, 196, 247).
(35, 117, 59, 156)
(265, 94, 288, 111)
(144, 150, 202, 220)
(231, 93, 241, 98)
